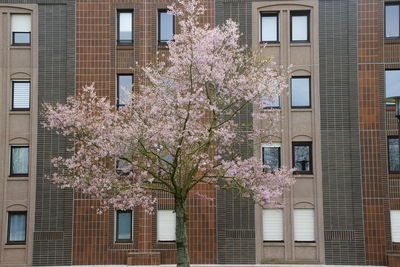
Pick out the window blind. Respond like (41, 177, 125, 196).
(294, 209, 315, 241)
(263, 209, 283, 241)
(13, 81, 30, 109)
(391, 210, 400, 242)
(11, 14, 31, 32)
(157, 210, 175, 241)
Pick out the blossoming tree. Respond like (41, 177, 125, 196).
(43, 0, 294, 266)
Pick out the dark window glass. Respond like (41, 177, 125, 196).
(116, 210, 132, 242)
(11, 14, 31, 45)
(385, 70, 400, 104)
(10, 146, 29, 176)
(262, 145, 281, 172)
(118, 10, 133, 44)
(7, 211, 27, 244)
(158, 10, 175, 43)
(388, 137, 400, 173)
(293, 142, 312, 174)
(12, 81, 30, 110)
(291, 77, 311, 108)
(291, 11, 310, 42)
(261, 13, 279, 42)
(117, 74, 133, 107)
(386, 3, 400, 38)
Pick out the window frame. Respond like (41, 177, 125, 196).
(117, 9, 134, 45)
(293, 209, 315, 243)
(12, 80, 30, 111)
(388, 136, 400, 173)
(7, 211, 27, 245)
(384, 69, 400, 105)
(290, 10, 310, 43)
(291, 76, 311, 108)
(117, 74, 133, 108)
(10, 145, 29, 177)
(260, 12, 280, 43)
(292, 141, 313, 175)
(115, 210, 133, 243)
(157, 210, 176, 242)
(261, 143, 281, 172)
(385, 2, 400, 39)
(158, 9, 175, 45)
(11, 13, 31, 46)
(262, 208, 284, 242)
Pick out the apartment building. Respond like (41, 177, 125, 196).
(0, 0, 75, 266)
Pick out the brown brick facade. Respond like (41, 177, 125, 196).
(75, 0, 216, 264)
(358, 0, 400, 265)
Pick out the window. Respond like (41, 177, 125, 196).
(292, 142, 312, 174)
(263, 209, 283, 241)
(7, 211, 27, 244)
(260, 12, 279, 43)
(388, 137, 400, 173)
(294, 209, 314, 242)
(117, 74, 133, 107)
(117, 10, 133, 44)
(157, 210, 175, 241)
(290, 11, 310, 43)
(158, 10, 175, 44)
(385, 2, 400, 39)
(116, 210, 132, 242)
(262, 96, 280, 108)
(10, 146, 29, 176)
(385, 70, 400, 104)
(391, 210, 400, 242)
(11, 14, 31, 45)
(12, 81, 30, 110)
(262, 143, 281, 172)
(291, 76, 311, 108)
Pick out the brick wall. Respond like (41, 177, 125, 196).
(74, 0, 216, 264)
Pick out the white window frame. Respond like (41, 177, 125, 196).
(157, 210, 176, 241)
(391, 210, 400, 243)
(262, 209, 284, 241)
(294, 208, 315, 242)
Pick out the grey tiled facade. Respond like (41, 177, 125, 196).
(319, 0, 366, 265)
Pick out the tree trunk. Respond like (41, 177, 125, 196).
(175, 196, 190, 267)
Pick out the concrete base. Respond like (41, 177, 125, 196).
(127, 252, 161, 265)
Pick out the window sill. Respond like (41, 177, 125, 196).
(263, 241, 284, 247)
(5, 243, 26, 247)
(291, 107, 312, 111)
(8, 176, 29, 181)
(294, 241, 316, 247)
(9, 110, 30, 115)
(10, 44, 31, 48)
(157, 240, 176, 243)
(290, 42, 311, 47)
(260, 41, 280, 47)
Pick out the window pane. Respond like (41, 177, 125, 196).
(294, 209, 314, 241)
(292, 15, 308, 41)
(13, 81, 30, 109)
(391, 210, 400, 242)
(117, 211, 132, 240)
(118, 75, 133, 106)
(13, 33, 30, 44)
(11, 146, 29, 175)
(9, 213, 26, 242)
(291, 77, 310, 107)
(389, 138, 400, 172)
(11, 14, 31, 32)
(263, 209, 283, 241)
(293, 143, 311, 172)
(160, 12, 174, 41)
(262, 145, 280, 171)
(385, 70, 400, 99)
(386, 5, 400, 38)
(119, 12, 132, 42)
(157, 210, 176, 241)
(261, 15, 278, 42)
(262, 96, 280, 108)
